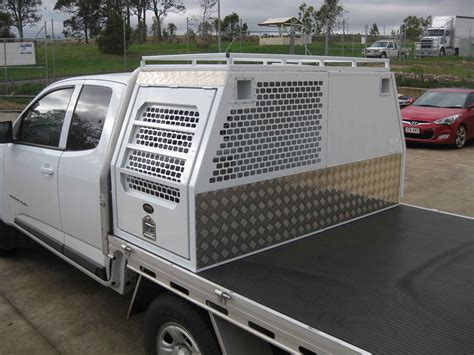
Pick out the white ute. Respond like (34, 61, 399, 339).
(1, 53, 473, 354)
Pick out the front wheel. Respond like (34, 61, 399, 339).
(144, 293, 221, 355)
(440, 48, 446, 56)
(380, 52, 387, 58)
(454, 125, 467, 149)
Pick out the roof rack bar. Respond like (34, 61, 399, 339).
(141, 53, 390, 69)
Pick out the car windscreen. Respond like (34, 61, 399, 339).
(371, 41, 388, 48)
(412, 91, 468, 108)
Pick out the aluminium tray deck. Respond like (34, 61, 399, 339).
(200, 205, 474, 353)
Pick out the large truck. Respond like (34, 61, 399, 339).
(0, 53, 473, 354)
(415, 15, 474, 57)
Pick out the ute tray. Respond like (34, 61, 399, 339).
(200, 205, 474, 353)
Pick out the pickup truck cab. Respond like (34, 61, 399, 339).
(0, 74, 128, 276)
(1, 54, 473, 354)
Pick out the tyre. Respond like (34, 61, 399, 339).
(0, 221, 19, 255)
(453, 125, 467, 149)
(380, 52, 387, 58)
(440, 48, 446, 56)
(144, 293, 221, 355)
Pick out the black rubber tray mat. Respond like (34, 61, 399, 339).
(200, 205, 474, 353)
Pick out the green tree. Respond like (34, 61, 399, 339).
(2, 0, 42, 38)
(130, 0, 148, 43)
(0, 12, 15, 38)
(214, 12, 247, 39)
(317, 0, 344, 34)
(317, 0, 344, 55)
(198, 0, 217, 38)
(402, 15, 431, 40)
(150, 0, 185, 41)
(54, 0, 103, 43)
(369, 23, 379, 36)
(96, 10, 131, 54)
(298, 2, 318, 34)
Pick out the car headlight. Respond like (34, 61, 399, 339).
(434, 114, 461, 125)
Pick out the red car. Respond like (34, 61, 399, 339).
(401, 88, 474, 148)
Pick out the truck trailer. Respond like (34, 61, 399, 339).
(0, 53, 473, 354)
(415, 15, 474, 57)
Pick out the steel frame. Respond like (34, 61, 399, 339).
(108, 235, 369, 355)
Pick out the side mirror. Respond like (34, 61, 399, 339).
(0, 121, 13, 143)
(469, 103, 474, 110)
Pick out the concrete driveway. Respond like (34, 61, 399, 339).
(0, 109, 473, 353)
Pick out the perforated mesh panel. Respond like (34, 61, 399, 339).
(134, 127, 193, 153)
(126, 150, 185, 182)
(141, 104, 200, 129)
(209, 80, 324, 183)
(126, 175, 180, 203)
(122, 102, 202, 204)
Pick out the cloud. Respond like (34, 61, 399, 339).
(18, 0, 474, 37)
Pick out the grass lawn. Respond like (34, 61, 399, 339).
(0, 37, 472, 106)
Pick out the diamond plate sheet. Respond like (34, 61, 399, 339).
(196, 154, 402, 269)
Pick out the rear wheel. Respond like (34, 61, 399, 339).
(144, 293, 221, 355)
(454, 125, 467, 149)
(0, 221, 19, 255)
(440, 48, 446, 56)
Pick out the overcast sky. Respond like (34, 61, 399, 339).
(22, 0, 474, 38)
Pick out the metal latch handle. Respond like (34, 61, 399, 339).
(121, 244, 133, 256)
(215, 289, 232, 305)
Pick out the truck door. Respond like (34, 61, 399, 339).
(58, 80, 123, 270)
(387, 42, 395, 57)
(4, 85, 79, 249)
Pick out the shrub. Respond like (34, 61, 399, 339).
(97, 11, 131, 54)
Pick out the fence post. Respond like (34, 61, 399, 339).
(186, 17, 189, 54)
(51, 19, 56, 81)
(123, 16, 127, 71)
(240, 18, 243, 53)
(3, 39, 7, 95)
(44, 21, 49, 85)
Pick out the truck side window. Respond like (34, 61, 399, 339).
(18, 88, 74, 147)
(66, 85, 113, 151)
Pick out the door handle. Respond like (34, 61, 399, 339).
(40, 165, 54, 176)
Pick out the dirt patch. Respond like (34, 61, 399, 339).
(0, 100, 26, 111)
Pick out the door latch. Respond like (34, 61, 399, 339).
(121, 244, 133, 257)
(214, 289, 232, 305)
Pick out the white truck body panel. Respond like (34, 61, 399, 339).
(455, 16, 474, 38)
(4, 145, 64, 244)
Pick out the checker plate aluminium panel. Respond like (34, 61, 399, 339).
(196, 154, 402, 269)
